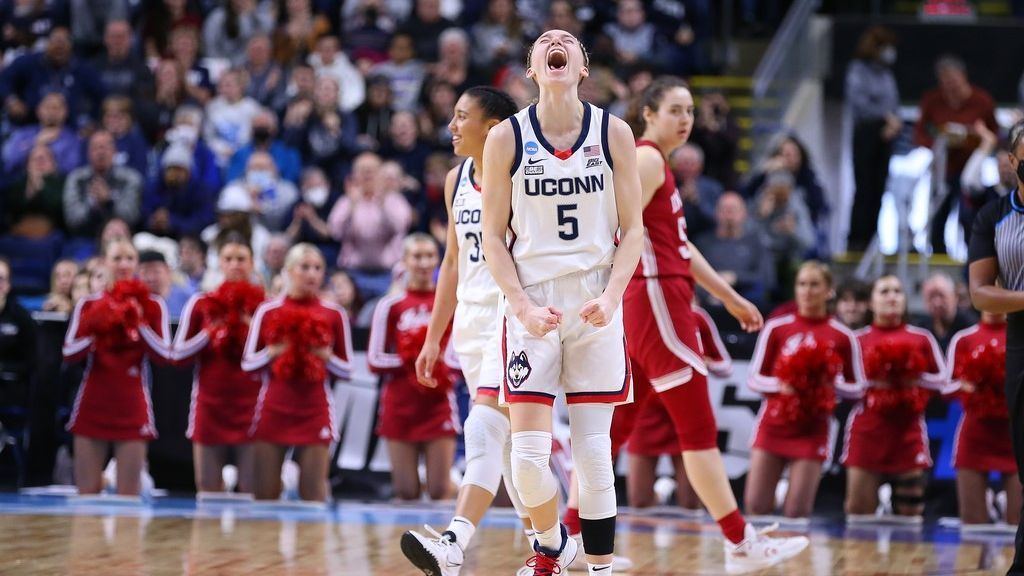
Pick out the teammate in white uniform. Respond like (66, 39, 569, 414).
(481, 29, 644, 576)
(401, 87, 533, 576)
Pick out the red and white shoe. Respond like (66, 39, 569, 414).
(522, 525, 578, 576)
(722, 523, 809, 575)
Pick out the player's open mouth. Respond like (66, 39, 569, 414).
(547, 48, 567, 72)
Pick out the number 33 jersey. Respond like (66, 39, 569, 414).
(508, 103, 619, 287)
(452, 157, 500, 305)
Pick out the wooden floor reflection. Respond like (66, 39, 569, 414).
(0, 503, 1016, 575)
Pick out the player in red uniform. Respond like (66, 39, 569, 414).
(626, 304, 732, 511)
(611, 75, 807, 573)
(369, 233, 459, 501)
(946, 311, 1021, 527)
(173, 234, 264, 494)
(843, 274, 945, 520)
(746, 262, 864, 518)
(241, 243, 353, 502)
(63, 238, 170, 495)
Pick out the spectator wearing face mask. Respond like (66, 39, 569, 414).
(142, 144, 217, 238)
(226, 108, 302, 185)
(222, 151, 298, 232)
(161, 106, 223, 195)
(285, 167, 338, 249)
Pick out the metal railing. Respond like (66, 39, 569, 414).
(750, 0, 821, 162)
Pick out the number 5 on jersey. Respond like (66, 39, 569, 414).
(558, 204, 579, 241)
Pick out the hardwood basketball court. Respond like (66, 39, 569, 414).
(0, 494, 1014, 574)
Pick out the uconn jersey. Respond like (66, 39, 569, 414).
(507, 103, 618, 287)
(452, 158, 500, 305)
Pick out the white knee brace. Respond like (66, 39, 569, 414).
(569, 405, 617, 520)
(502, 433, 529, 518)
(510, 431, 558, 508)
(461, 404, 509, 495)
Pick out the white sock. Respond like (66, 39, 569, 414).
(588, 563, 613, 575)
(535, 523, 563, 553)
(445, 516, 475, 550)
(524, 527, 537, 548)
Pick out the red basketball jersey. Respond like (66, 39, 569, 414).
(633, 140, 693, 282)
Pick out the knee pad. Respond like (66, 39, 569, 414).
(568, 403, 617, 521)
(510, 431, 558, 508)
(502, 435, 529, 518)
(891, 474, 927, 509)
(461, 405, 509, 495)
(572, 431, 617, 520)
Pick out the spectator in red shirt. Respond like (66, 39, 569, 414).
(913, 55, 997, 254)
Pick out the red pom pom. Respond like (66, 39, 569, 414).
(82, 279, 150, 348)
(955, 340, 1007, 419)
(205, 281, 265, 359)
(265, 302, 333, 385)
(770, 338, 843, 423)
(863, 337, 932, 415)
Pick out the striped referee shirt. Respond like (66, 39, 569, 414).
(968, 191, 1024, 348)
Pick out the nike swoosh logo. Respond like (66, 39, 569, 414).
(593, 567, 610, 571)
(527, 158, 544, 164)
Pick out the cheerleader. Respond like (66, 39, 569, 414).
(843, 274, 945, 519)
(62, 238, 171, 495)
(368, 233, 458, 501)
(627, 305, 733, 510)
(746, 261, 864, 518)
(241, 243, 353, 502)
(173, 233, 265, 494)
(946, 311, 1020, 526)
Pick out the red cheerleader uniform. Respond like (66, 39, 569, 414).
(368, 289, 459, 443)
(241, 296, 353, 445)
(63, 290, 170, 441)
(748, 314, 864, 461)
(627, 306, 733, 457)
(842, 324, 945, 473)
(174, 288, 264, 445)
(947, 321, 1015, 473)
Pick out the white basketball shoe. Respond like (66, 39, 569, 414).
(400, 525, 464, 576)
(522, 524, 579, 576)
(723, 523, 809, 574)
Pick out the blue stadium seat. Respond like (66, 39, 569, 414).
(0, 234, 64, 294)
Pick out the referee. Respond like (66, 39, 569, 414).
(968, 126, 1024, 575)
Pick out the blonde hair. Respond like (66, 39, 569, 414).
(402, 232, 437, 255)
(102, 237, 137, 259)
(282, 243, 325, 294)
(796, 260, 833, 289)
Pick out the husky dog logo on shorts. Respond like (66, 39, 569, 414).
(507, 351, 532, 388)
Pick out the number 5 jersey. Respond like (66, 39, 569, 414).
(507, 103, 618, 286)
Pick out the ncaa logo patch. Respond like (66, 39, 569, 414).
(525, 141, 539, 155)
(507, 351, 532, 388)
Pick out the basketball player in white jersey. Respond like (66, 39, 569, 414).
(401, 87, 535, 576)
(481, 29, 644, 576)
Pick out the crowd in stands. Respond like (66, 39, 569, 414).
(1, 3, 1005, 330)
(0, 0, 778, 325)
